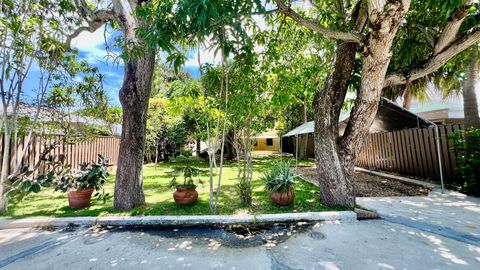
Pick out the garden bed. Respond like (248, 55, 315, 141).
(298, 167, 429, 197)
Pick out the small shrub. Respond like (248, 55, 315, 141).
(237, 179, 252, 206)
(6, 155, 110, 203)
(177, 149, 193, 157)
(169, 156, 202, 163)
(449, 128, 480, 196)
(167, 165, 205, 189)
(261, 161, 297, 193)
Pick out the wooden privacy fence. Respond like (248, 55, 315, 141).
(357, 124, 463, 185)
(0, 134, 121, 175)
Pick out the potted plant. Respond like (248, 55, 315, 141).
(262, 161, 296, 206)
(168, 165, 204, 205)
(6, 155, 110, 209)
(55, 155, 110, 209)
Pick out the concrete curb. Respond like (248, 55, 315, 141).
(354, 167, 440, 189)
(0, 211, 356, 229)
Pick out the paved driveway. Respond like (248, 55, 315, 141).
(1, 189, 479, 269)
(357, 188, 480, 242)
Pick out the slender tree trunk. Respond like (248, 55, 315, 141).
(114, 53, 156, 211)
(462, 48, 480, 188)
(196, 138, 201, 157)
(463, 48, 480, 129)
(298, 96, 308, 159)
(0, 128, 10, 211)
(154, 139, 159, 169)
(403, 85, 412, 109)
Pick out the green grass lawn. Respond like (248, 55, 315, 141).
(1, 155, 344, 219)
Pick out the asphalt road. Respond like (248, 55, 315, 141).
(1, 189, 479, 269)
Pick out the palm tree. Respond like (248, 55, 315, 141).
(462, 48, 480, 129)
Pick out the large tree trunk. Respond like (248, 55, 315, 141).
(463, 48, 480, 129)
(314, 42, 357, 208)
(314, 1, 409, 208)
(114, 53, 156, 211)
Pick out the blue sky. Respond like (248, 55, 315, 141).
(22, 26, 475, 110)
(23, 26, 214, 106)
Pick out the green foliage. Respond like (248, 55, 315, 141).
(6, 155, 110, 203)
(449, 128, 480, 196)
(146, 97, 189, 161)
(177, 149, 193, 157)
(259, 15, 333, 131)
(238, 177, 253, 206)
(167, 165, 206, 189)
(151, 62, 191, 97)
(3, 157, 343, 218)
(262, 161, 297, 193)
(385, 1, 479, 101)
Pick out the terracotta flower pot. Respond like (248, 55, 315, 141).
(270, 188, 294, 206)
(173, 187, 198, 205)
(68, 188, 94, 209)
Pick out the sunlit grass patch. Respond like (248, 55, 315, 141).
(1, 156, 344, 219)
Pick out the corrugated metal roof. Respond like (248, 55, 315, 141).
(282, 121, 314, 137)
(283, 97, 433, 137)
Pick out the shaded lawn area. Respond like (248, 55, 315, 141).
(1, 156, 345, 219)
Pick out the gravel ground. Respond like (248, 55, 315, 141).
(298, 167, 429, 197)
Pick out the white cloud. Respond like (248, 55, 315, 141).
(70, 26, 119, 65)
(184, 42, 221, 68)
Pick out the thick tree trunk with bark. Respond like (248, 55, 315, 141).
(279, 0, 480, 207)
(314, 42, 357, 208)
(114, 53, 156, 210)
(314, 0, 409, 208)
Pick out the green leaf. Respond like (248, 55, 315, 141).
(22, 181, 32, 192)
(31, 183, 41, 193)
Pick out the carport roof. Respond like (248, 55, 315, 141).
(282, 97, 433, 137)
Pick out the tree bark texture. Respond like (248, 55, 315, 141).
(314, 0, 410, 208)
(313, 42, 357, 208)
(463, 48, 480, 188)
(463, 49, 480, 129)
(114, 53, 156, 210)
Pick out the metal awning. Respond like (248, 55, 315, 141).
(282, 121, 313, 137)
(283, 97, 434, 137)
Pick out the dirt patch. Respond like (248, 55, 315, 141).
(298, 167, 428, 197)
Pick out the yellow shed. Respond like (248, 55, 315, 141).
(252, 130, 280, 152)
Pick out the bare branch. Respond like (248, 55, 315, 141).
(384, 28, 480, 87)
(67, 1, 116, 49)
(112, 0, 137, 41)
(274, 0, 362, 43)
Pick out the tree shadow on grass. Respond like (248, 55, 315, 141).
(4, 156, 334, 219)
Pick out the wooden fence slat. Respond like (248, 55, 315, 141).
(416, 128, 427, 178)
(439, 125, 452, 181)
(410, 129, 422, 177)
